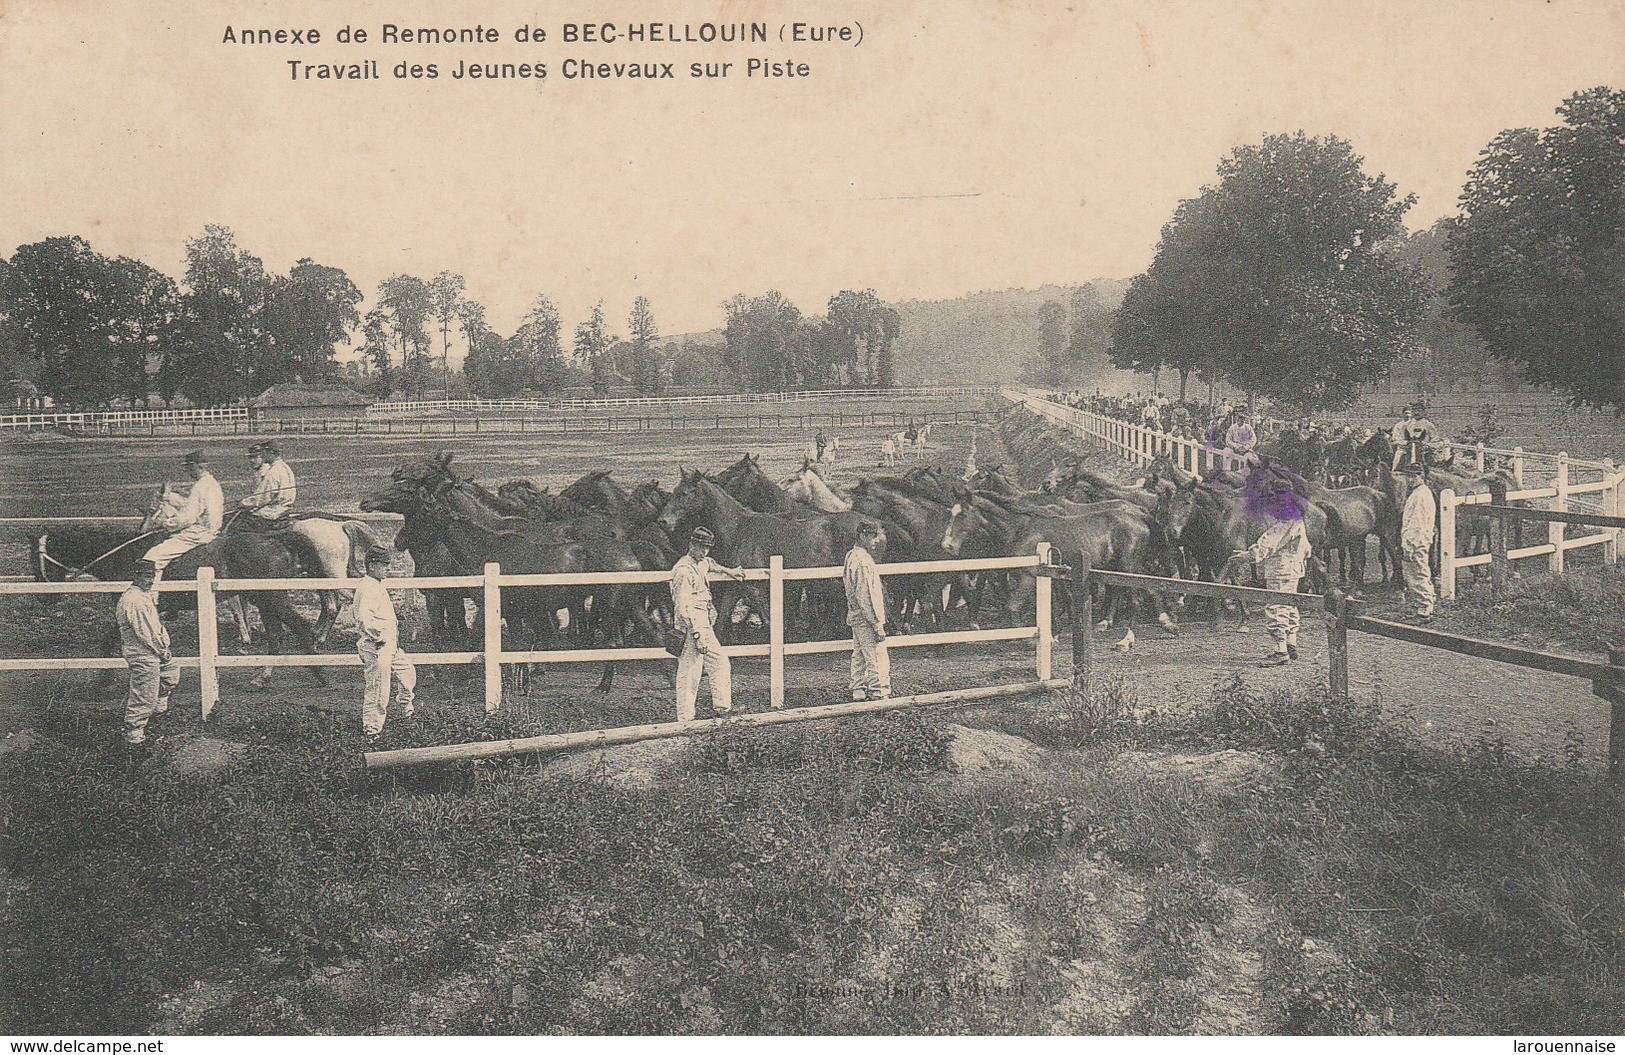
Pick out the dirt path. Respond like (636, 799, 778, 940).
(1047, 617, 1611, 763)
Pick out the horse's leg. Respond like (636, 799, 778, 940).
(227, 594, 252, 646)
(246, 598, 275, 691)
(594, 589, 626, 694)
(313, 590, 339, 647)
(263, 592, 324, 687)
(93, 624, 122, 696)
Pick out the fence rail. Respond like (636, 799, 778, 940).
(0, 546, 1055, 728)
(369, 386, 999, 417)
(0, 406, 248, 431)
(27, 408, 984, 440)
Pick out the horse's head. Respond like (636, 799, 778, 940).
(1042, 458, 1063, 494)
(139, 483, 184, 534)
(1155, 479, 1202, 544)
(30, 531, 62, 585)
(941, 485, 983, 555)
(656, 468, 705, 534)
(629, 479, 669, 519)
(363, 456, 456, 515)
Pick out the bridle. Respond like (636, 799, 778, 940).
(34, 530, 160, 581)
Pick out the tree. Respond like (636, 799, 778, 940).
(164, 225, 276, 405)
(1066, 286, 1114, 373)
(376, 274, 434, 398)
(1036, 300, 1068, 365)
(355, 307, 394, 397)
(1449, 87, 1625, 410)
(573, 301, 614, 397)
(427, 271, 468, 400)
(627, 296, 663, 393)
(724, 291, 809, 391)
(263, 259, 361, 383)
(513, 295, 565, 392)
(824, 289, 900, 386)
(104, 255, 181, 408)
(5, 237, 180, 408)
(1382, 222, 1515, 394)
(1112, 133, 1430, 411)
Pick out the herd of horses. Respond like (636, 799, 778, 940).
(26, 410, 1520, 696)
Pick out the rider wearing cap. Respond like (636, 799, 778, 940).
(1391, 403, 1439, 472)
(1235, 474, 1312, 666)
(236, 440, 297, 531)
(1223, 412, 1261, 470)
(143, 450, 224, 582)
(670, 526, 748, 721)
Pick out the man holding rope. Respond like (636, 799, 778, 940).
(143, 450, 223, 583)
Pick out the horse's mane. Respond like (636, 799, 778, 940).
(859, 475, 952, 506)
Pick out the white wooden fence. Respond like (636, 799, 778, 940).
(1005, 389, 1625, 600)
(0, 407, 248, 431)
(0, 546, 1058, 723)
(1005, 389, 1252, 476)
(370, 386, 998, 417)
(1438, 464, 1625, 599)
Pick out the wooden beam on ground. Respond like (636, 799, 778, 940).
(1089, 569, 1327, 611)
(363, 678, 1070, 771)
(1346, 615, 1620, 681)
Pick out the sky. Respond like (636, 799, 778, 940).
(2, 0, 1621, 362)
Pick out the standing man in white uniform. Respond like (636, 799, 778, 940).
(355, 544, 416, 742)
(670, 526, 748, 721)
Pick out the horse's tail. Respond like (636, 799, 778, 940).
(341, 520, 383, 577)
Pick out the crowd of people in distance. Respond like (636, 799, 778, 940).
(1045, 389, 1451, 469)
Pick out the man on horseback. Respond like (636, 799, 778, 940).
(1235, 476, 1312, 666)
(1390, 403, 1438, 472)
(844, 521, 891, 702)
(814, 429, 829, 462)
(235, 440, 297, 531)
(143, 450, 224, 582)
(1223, 413, 1260, 471)
(671, 526, 749, 721)
(116, 558, 179, 754)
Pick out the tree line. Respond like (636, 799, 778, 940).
(0, 226, 907, 408)
(1092, 86, 1623, 413)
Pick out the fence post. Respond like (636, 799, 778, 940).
(1594, 646, 1625, 787)
(1607, 462, 1622, 567)
(196, 567, 220, 720)
(1551, 452, 1569, 575)
(483, 561, 503, 715)
(1475, 442, 1486, 474)
(1438, 489, 1458, 601)
(769, 556, 785, 710)
(1035, 542, 1053, 681)
(1070, 556, 1092, 693)
(1512, 447, 1525, 488)
(1326, 588, 1349, 699)
(1490, 510, 1508, 597)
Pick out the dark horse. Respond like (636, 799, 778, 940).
(32, 525, 323, 693)
(361, 458, 658, 693)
